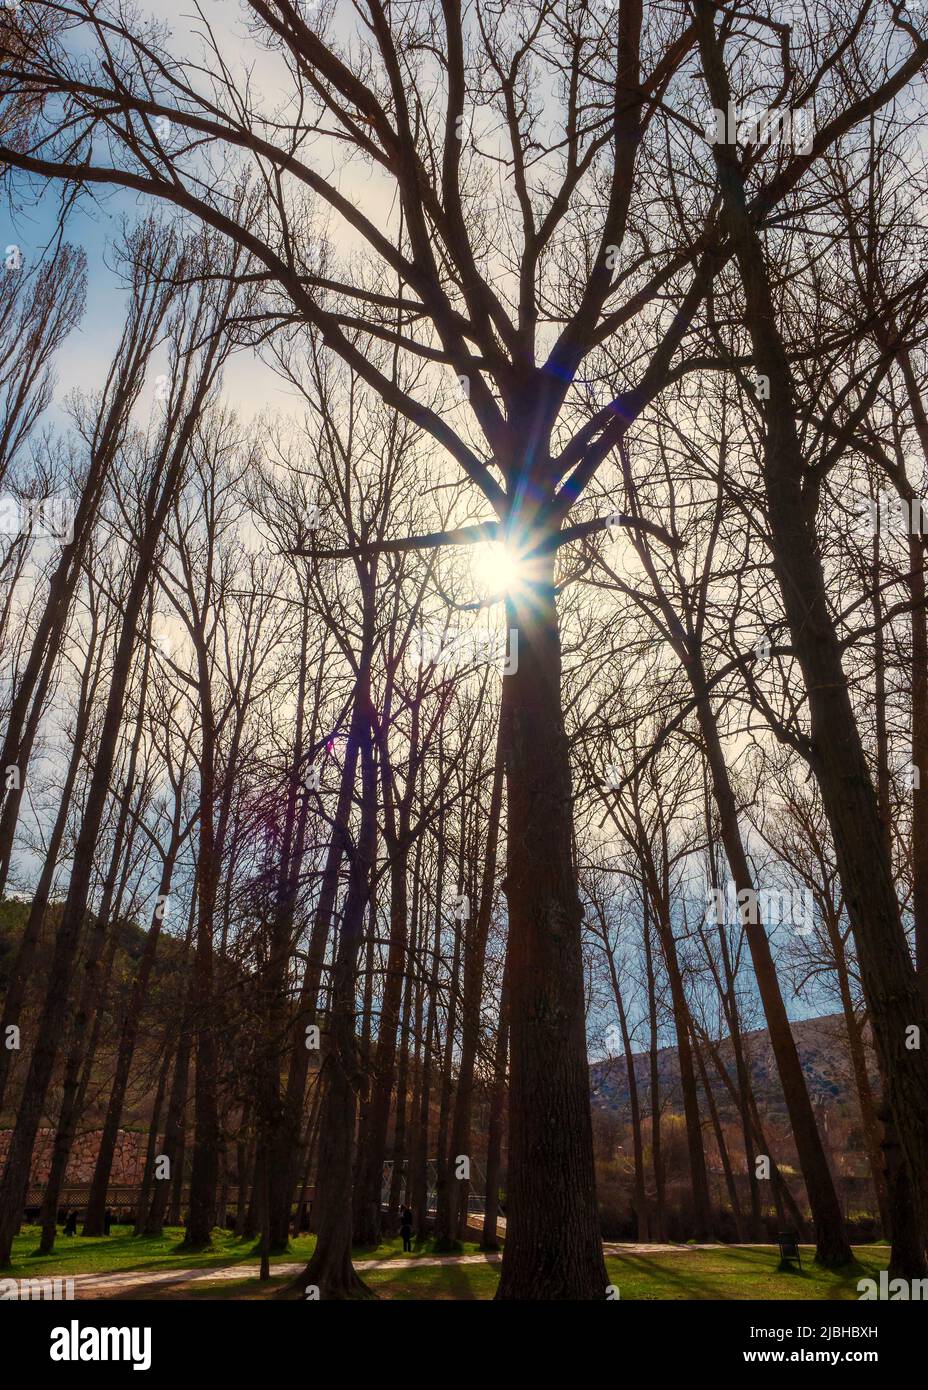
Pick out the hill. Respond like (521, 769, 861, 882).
(590, 1013, 866, 1120)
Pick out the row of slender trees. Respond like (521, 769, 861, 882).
(0, 0, 927, 1297)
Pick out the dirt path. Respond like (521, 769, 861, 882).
(66, 1250, 504, 1300)
(61, 1240, 740, 1299)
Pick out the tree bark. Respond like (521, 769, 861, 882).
(496, 543, 607, 1299)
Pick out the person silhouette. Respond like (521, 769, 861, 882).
(63, 1211, 78, 1236)
(399, 1205, 413, 1253)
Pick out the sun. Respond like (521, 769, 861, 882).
(471, 540, 526, 598)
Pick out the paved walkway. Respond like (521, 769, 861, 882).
(66, 1250, 504, 1300)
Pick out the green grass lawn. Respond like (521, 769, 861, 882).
(3, 1224, 483, 1281)
(603, 1245, 891, 1301)
(4, 1226, 891, 1301)
(40, 1238, 887, 1302)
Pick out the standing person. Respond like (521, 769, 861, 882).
(399, 1206, 413, 1253)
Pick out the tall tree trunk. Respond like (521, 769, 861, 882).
(290, 569, 378, 1298)
(443, 730, 505, 1242)
(432, 885, 462, 1243)
(0, 269, 170, 893)
(694, 678, 851, 1262)
(698, 1023, 806, 1236)
(643, 848, 714, 1242)
(692, 1028, 743, 1241)
(390, 827, 425, 1229)
(387, 911, 416, 1230)
(496, 543, 607, 1299)
(410, 841, 445, 1235)
(643, 912, 666, 1241)
(183, 626, 222, 1249)
(353, 837, 410, 1244)
(144, 1004, 193, 1237)
(0, 602, 101, 1112)
(40, 750, 144, 1256)
(269, 654, 359, 1245)
(820, 906, 890, 1235)
(0, 315, 226, 1265)
(603, 938, 648, 1241)
(696, 2, 928, 1267)
(702, 802, 764, 1243)
(481, 959, 509, 1251)
(262, 601, 313, 1251)
(134, 1043, 174, 1236)
(84, 819, 184, 1235)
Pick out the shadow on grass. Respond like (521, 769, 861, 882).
(10, 1225, 310, 1278)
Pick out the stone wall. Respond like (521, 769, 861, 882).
(0, 1128, 145, 1185)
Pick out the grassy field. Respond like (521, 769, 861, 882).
(4, 1225, 891, 1300)
(603, 1244, 891, 1302)
(184, 1245, 891, 1302)
(3, 1224, 483, 1280)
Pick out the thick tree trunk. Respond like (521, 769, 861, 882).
(38, 931, 119, 1255)
(879, 1102, 928, 1278)
(292, 1084, 321, 1236)
(0, 639, 59, 892)
(496, 544, 607, 1299)
(910, 527, 928, 979)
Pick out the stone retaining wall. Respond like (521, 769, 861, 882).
(0, 1128, 145, 1185)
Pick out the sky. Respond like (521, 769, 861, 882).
(5, 0, 317, 424)
(1, 0, 853, 1047)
